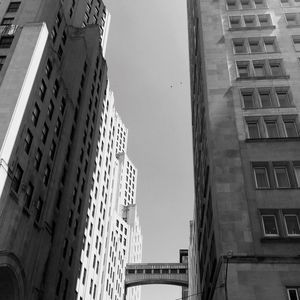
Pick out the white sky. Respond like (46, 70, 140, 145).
(104, 0, 194, 299)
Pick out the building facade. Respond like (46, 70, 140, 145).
(75, 88, 143, 300)
(187, 0, 300, 300)
(0, 0, 121, 299)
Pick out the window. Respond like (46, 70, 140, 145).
(47, 100, 54, 120)
(6, 2, 21, 13)
(39, 80, 47, 101)
(34, 148, 42, 171)
(276, 89, 290, 107)
(0, 56, 6, 71)
(31, 103, 40, 126)
(233, 39, 247, 53)
(258, 14, 271, 26)
(51, 27, 57, 42)
(41, 123, 49, 144)
(24, 129, 33, 154)
(261, 215, 279, 236)
(0, 36, 14, 48)
(259, 89, 272, 107)
(35, 197, 43, 222)
(54, 118, 61, 136)
(284, 120, 298, 137)
(284, 215, 300, 236)
(253, 60, 266, 76)
(249, 38, 262, 53)
(230, 16, 242, 28)
(56, 12, 62, 27)
(264, 38, 277, 53)
(269, 60, 284, 76)
(241, 0, 252, 9)
(24, 182, 34, 209)
(274, 166, 290, 188)
(287, 288, 300, 300)
(292, 36, 300, 52)
(60, 97, 66, 114)
(244, 15, 256, 27)
(53, 79, 60, 97)
(237, 61, 250, 78)
(254, 0, 266, 8)
(45, 59, 53, 78)
(58, 45, 63, 60)
(49, 140, 56, 160)
(1, 18, 14, 25)
(11, 164, 23, 192)
(247, 121, 260, 138)
(253, 167, 270, 188)
(294, 166, 300, 187)
(43, 165, 51, 186)
(265, 120, 279, 138)
(286, 13, 299, 26)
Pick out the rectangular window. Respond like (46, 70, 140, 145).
(258, 14, 271, 26)
(259, 90, 272, 107)
(35, 197, 43, 222)
(254, 0, 266, 8)
(262, 215, 279, 236)
(6, 2, 21, 13)
(276, 89, 291, 107)
(286, 13, 298, 26)
(269, 60, 284, 76)
(1, 18, 14, 25)
(244, 15, 256, 27)
(39, 80, 47, 101)
(253, 60, 266, 76)
(264, 37, 277, 53)
(241, 0, 252, 9)
(49, 140, 56, 160)
(284, 215, 300, 236)
(284, 120, 298, 137)
(45, 59, 53, 78)
(0, 36, 14, 48)
(12, 164, 23, 192)
(294, 166, 300, 187)
(41, 123, 49, 144)
(53, 79, 60, 97)
(47, 100, 54, 120)
(274, 166, 290, 188)
(237, 61, 250, 78)
(31, 103, 40, 126)
(233, 39, 247, 54)
(34, 148, 42, 171)
(230, 16, 242, 28)
(247, 121, 260, 139)
(24, 129, 33, 154)
(254, 166, 270, 189)
(24, 182, 34, 209)
(43, 165, 51, 186)
(249, 38, 262, 53)
(292, 36, 300, 52)
(287, 288, 300, 300)
(265, 120, 279, 138)
(0, 56, 6, 71)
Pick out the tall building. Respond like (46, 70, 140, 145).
(75, 88, 142, 300)
(187, 1, 300, 300)
(0, 0, 135, 300)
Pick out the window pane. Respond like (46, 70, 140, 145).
(230, 16, 241, 28)
(264, 38, 276, 52)
(287, 289, 299, 300)
(244, 16, 256, 27)
(237, 62, 250, 77)
(249, 40, 262, 53)
(270, 61, 283, 76)
(233, 40, 247, 53)
(262, 215, 278, 235)
(242, 91, 255, 108)
(254, 167, 269, 188)
(247, 122, 260, 138)
(294, 166, 300, 187)
(254, 62, 266, 76)
(259, 91, 272, 107)
(285, 215, 300, 235)
(284, 121, 298, 137)
(265, 121, 279, 137)
(274, 167, 290, 188)
(277, 91, 290, 107)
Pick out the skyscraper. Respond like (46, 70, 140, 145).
(0, 1, 143, 300)
(187, 0, 300, 300)
(75, 88, 142, 300)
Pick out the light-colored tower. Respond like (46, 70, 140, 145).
(187, 0, 300, 300)
(76, 88, 143, 300)
(0, 0, 111, 299)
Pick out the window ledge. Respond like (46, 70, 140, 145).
(227, 7, 268, 11)
(261, 236, 300, 242)
(229, 25, 275, 31)
(237, 75, 290, 81)
(246, 137, 300, 142)
(234, 51, 281, 55)
(287, 24, 300, 28)
(242, 105, 296, 110)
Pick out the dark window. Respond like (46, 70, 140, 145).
(24, 182, 34, 209)
(1, 18, 14, 25)
(31, 103, 40, 126)
(0, 36, 14, 48)
(24, 129, 33, 154)
(242, 90, 255, 108)
(58, 45, 63, 60)
(62, 238, 68, 258)
(47, 100, 54, 119)
(51, 27, 57, 42)
(49, 140, 56, 160)
(62, 30, 67, 45)
(276, 90, 290, 107)
(34, 148, 42, 171)
(60, 97, 66, 114)
(45, 59, 53, 79)
(56, 12, 62, 27)
(54, 118, 61, 136)
(6, 2, 21, 13)
(11, 164, 23, 192)
(265, 120, 279, 138)
(43, 165, 51, 186)
(254, 166, 270, 189)
(284, 120, 298, 137)
(39, 80, 47, 101)
(247, 121, 260, 139)
(287, 288, 300, 300)
(35, 197, 43, 222)
(0, 56, 6, 71)
(53, 79, 60, 97)
(284, 215, 300, 236)
(262, 215, 278, 236)
(41, 123, 49, 144)
(269, 60, 284, 76)
(274, 166, 291, 188)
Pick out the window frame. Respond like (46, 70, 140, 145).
(284, 214, 300, 236)
(261, 214, 279, 237)
(253, 166, 270, 189)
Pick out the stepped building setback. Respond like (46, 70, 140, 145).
(187, 0, 300, 300)
(0, 1, 142, 300)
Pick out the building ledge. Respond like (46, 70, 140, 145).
(245, 137, 300, 143)
(287, 24, 300, 28)
(261, 237, 300, 242)
(237, 75, 290, 81)
(229, 25, 276, 31)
